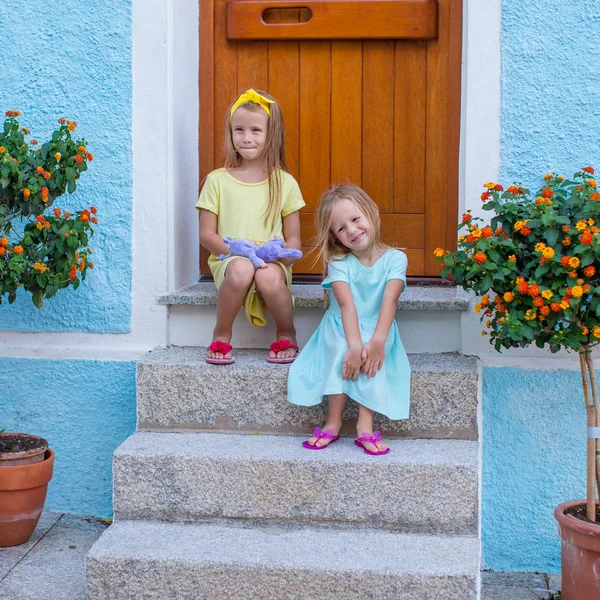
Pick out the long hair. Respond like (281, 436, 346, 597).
(224, 90, 289, 230)
(314, 184, 385, 277)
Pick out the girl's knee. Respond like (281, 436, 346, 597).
(225, 258, 255, 287)
(255, 265, 286, 294)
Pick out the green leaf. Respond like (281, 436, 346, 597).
(544, 228, 559, 246)
(488, 249, 501, 263)
(65, 167, 76, 183)
(32, 291, 43, 309)
(68, 179, 77, 194)
(36, 274, 45, 287)
(441, 266, 451, 278)
(535, 264, 550, 279)
(481, 273, 493, 291)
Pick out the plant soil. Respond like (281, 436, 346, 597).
(0, 434, 47, 454)
(565, 503, 600, 525)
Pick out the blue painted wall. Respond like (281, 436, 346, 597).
(482, 367, 586, 572)
(485, 0, 600, 572)
(1, 358, 136, 517)
(501, 0, 600, 187)
(0, 0, 132, 332)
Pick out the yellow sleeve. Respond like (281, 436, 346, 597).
(281, 175, 305, 217)
(195, 173, 219, 214)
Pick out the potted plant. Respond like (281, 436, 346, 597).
(434, 167, 600, 600)
(0, 110, 97, 547)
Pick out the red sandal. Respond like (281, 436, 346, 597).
(267, 339, 299, 364)
(206, 340, 235, 365)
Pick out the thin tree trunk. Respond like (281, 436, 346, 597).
(580, 350, 596, 521)
(585, 350, 600, 511)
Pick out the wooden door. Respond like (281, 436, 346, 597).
(199, 0, 462, 278)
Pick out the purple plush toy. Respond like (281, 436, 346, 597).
(218, 236, 302, 269)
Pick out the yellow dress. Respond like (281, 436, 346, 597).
(195, 168, 305, 326)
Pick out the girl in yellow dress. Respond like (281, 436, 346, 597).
(196, 89, 305, 364)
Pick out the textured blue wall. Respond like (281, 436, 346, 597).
(482, 367, 587, 572)
(0, 0, 132, 332)
(501, 0, 600, 187)
(0, 358, 136, 517)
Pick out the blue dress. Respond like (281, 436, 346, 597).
(287, 249, 411, 420)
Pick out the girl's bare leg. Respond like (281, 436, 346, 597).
(306, 394, 347, 448)
(207, 258, 255, 360)
(356, 404, 388, 453)
(254, 264, 297, 359)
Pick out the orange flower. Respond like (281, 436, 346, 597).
(474, 251, 487, 264)
(540, 305, 550, 316)
(494, 184, 503, 192)
(481, 191, 490, 201)
(562, 237, 572, 247)
(75, 154, 83, 164)
(569, 270, 578, 279)
(43, 171, 51, 180)
(542, 188, 554, 199)
(36, 166, 44, 174)
(41, 187, 49, 202)
(591, 193, 600, 201)
(91, 216, 98, 224)
(36, 215, 45, 223)
(44, 221, 51, 229)
(581, 326, 589, 335)
(533, 296, 544, 307)
(562, 225, 571, 233)
(21, 127, 30, 134)
(535, 197, 545, 205)
(433, 247, 446, 258)
(550, 302, 562, 313)
(0, 238, 7, 247)
(496, 303, 507, 313)
(580, 230, 593, 244)
(90, 206, 97, 214)
(53, 208, 61, 217)
(69, 266, 77, 280)
(78, 262, 85, 271)
(584, 266, 596, 277)
(520, 227, 532, 236)
(528, 284, 540, 297)
(508, 255, 516, 262)
(0, 146, 5, 153)
(503, 291, 515, 302)
(0, 247, 5, 257)
(507, 185, 519, 194)
(481, 226, 493, 238)
(68, 120, 77, 131)
(577, 278, 585, 285)
(89, 262, 94, 269)
(542, 247, 555, 259)
(54, 152, 61, 161)
(58, 118, 66, 124)
(13, 245, 23, 255)
(80, 213, 90, 223)
(588, 179, 598, 187)
(544, 174, 553, 180)
(23, 188, 31, 197)
(64, 212, 70, 219)
(583, 166, 595, 174)
(571, 286, 584, 298)
(594, 326, 600, 338)
(86, 153, 94, 161)
(518, 281, 529, 294)
(30, 139, 38, 145)
(462, 213, 472, 223)
(78, 146, 86, 153)
(569, 256, 580, 268)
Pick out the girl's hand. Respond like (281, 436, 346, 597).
(362, 338, 385, 379)
(342, 345, 364, 381)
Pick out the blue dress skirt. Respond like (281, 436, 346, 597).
(287, 249, 411, 420)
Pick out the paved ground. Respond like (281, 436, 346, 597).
(0, 511, 561, 599)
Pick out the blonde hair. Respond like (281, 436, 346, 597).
(314, 184, 386, 277)
(224, 89, 289, 230)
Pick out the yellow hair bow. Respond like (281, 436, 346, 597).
(230, 89, 275, 119)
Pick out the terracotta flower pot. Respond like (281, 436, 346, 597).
(555, 499, 600, 599)
(0, 442, 54, 547)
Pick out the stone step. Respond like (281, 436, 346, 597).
(137, 348, 479, 440)
(113, 432, 478, 534)
(159, 283, 470, 352)
(86, 520, 480, 599)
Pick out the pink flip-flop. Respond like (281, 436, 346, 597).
(302, 426, 340, 450)
(206, 340, 235, 365)
(354, 431, 390, 456)
(267, 340, 299, 364)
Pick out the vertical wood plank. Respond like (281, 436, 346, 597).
(299, 41, 331, 210)
(362, 41, 394, 213)
(394, 41, 426, 215)
(266, 10, 300, 179)
(424, 0, 449, 274)
(446, 0, 463, 254)
(213, 0, 237, 170)
(237, 42, 268, 92)
(331, 41, 362, 186)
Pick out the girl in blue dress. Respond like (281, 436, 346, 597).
(287, 184, 411, 456)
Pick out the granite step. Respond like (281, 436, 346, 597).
(159, 283, 471, 352)
(137, 348, 479, 440)
(113, 432, 478, 534)
(86, 520, 480, 599)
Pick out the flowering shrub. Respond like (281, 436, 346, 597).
(0, 111, 96, 308)
(434, 167, 600, 520)
(434, 168, 600, 353)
